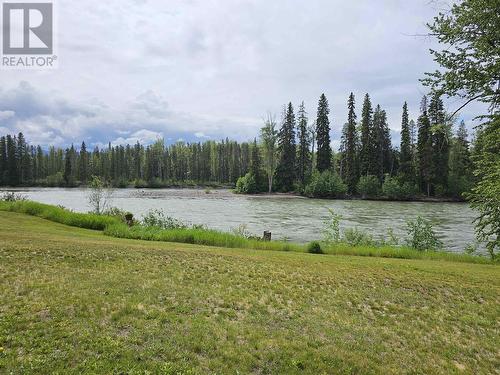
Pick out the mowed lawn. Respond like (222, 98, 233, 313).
(0, 212, 498, 374)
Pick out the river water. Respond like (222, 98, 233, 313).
(2, 187, 479, 253)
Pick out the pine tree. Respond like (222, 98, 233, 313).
(79, 142, 88, 184)
(0, 136, 6, 185)
(296, 101, 311, 186)
(399, 102, 413, 181)
(63, 148, 73, 186)
(315, 94, 331, 172)
(417, 96, 433, 196)
(6, 135, 18, 186)
(343, 93, 358, 194)
(428, 93, 449, 193)
(275, 102, 297, 191)
(448, 120, 473, 197)
(359, 94, 373, 176)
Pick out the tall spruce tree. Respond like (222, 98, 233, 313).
(275, 102, 297, 191)
(6, 135, 18, 186)
(359, 94, 373, 176)
(343, 93, 358, 193)
(0, 136, 6, 185)
(399, 102, 413, 181)
(417, 96, 433, 196)
(315, 94, 331, 172)
(296, 101, 311, 186)
(79, 141, 88, 184)
(448, 120, 473, 197)
(428, 94, 449, 193)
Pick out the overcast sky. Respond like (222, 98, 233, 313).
(0, 0, 484, 149)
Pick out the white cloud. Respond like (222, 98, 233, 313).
(0, 1, 485, 148)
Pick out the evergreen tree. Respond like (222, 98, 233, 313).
(275, 102, 296, 191)
(0, 136, 6, 185)
(63, 148, 73, 186)
(296, 101, 311, 186)
(359, 94, 373, 176)
(315, 94, 331, 172)
(6, 135, 18, 186)
(417, 96, 433, 196)
(79, 142, 88, 184)
(342, 93, 358, 194)
(250, 138, 263, 190)
(399, 102, 414, 181)
(448, 120, 473, 197)
(428, 93, 450, 193)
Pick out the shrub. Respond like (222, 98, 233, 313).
(235, 173, 258, 194)
(307, 241, 323, 254)
(133, 179, 148, 188)
(382, 176, 417, 199)
(46, 172, 65, 187)
(342, 228, 374, 246)
(142, 209, 187, 229)
(357, 175, 380, 198)
(323, 208, 342, 243)
(0, 192, 26, 202)
(304, 171, 347, 198)
(87, 175, 113, 214)
(405, 216, 443, 251)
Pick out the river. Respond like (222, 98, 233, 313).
(2, 187, 480, 253)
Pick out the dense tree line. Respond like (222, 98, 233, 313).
(0, 136, 254, 187)
(0, 92, 474, 200)
(237, 92, 474, 200)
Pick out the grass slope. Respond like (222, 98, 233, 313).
(0, 200, 492, 264)
(0, 212, 499, 374)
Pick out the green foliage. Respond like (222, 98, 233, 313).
(469, 116, 500, 259)
(315, 94, 332, 172)
(0, 200, 119, 230)
(142, 209, 187, 229)
(45, 172, 65, 187)
(342, 228, 374, 247)
(356, 175, 380, 198)
(422, 0, 500, 108)
(304, 170, 347, 198)
(405, 216, 443, 251)
(382, 176, 417, 200)
(0, 191, 26, 202)
(322, 208, 342, 243)
(341, 93, 359, 194)
(275, 102, 297, 192)
(307, 241, 323, 254)
(235, 173, 258, 194)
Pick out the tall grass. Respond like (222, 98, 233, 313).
(104, 223, 303, 252)
(0, 200, 494, 264)
(0, 200, 119, 230)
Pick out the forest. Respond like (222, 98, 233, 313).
(0, 93, 474, 201)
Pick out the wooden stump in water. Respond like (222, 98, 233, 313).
(263, 231, 272, 241)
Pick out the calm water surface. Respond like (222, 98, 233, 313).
(4, 187, 479, 253)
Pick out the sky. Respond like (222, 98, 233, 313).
(0, 0, 485, 150)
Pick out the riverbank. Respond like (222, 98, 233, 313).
(0, 200, 492, 264)
(1, 184, 466, 202)
(0, 211, 498, 374)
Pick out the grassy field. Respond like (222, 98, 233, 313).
(0, 212, 499, 374)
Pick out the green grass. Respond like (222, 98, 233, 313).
(0, 200, 119, 230)
(0, 200, 493, 264)
(0, 212, 498, 374)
